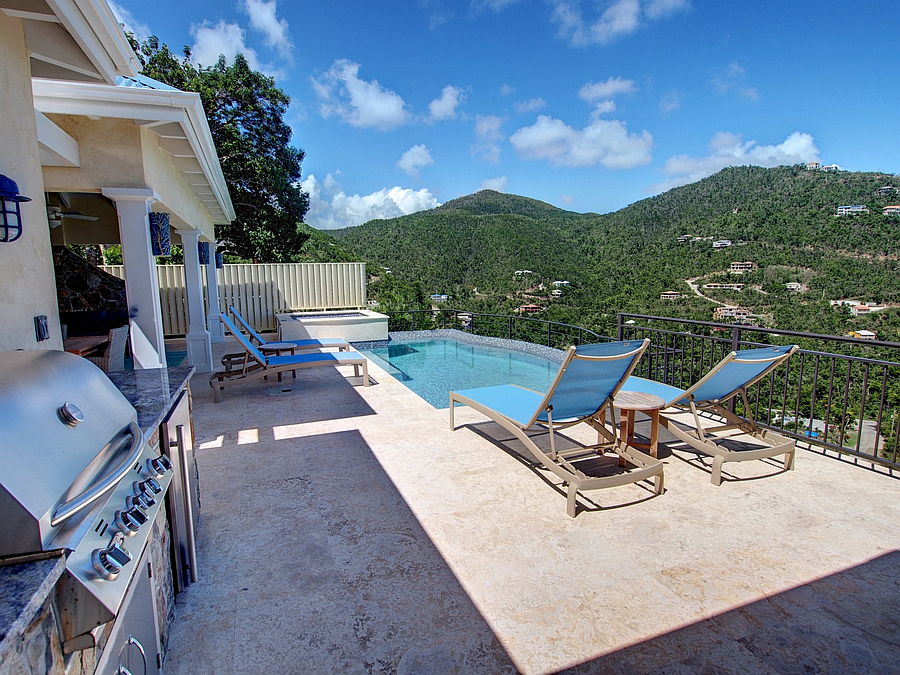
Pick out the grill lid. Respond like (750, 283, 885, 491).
(0, 350, 139, 558)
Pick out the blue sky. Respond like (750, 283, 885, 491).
(110, 0, 899, 229)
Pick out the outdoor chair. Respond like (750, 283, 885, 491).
(210, 313, 369, 402)
(622, 345, 799, 485)
(86, 324, 129, 372)
(449, 339, 664, 518)
(228, 305, 350, 353)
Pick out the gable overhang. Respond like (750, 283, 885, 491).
(32, 78, 235, 225)
(1, 0, 139, 83)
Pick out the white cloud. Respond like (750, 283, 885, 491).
(190, 21, 284, 77)
(710, 62, 759, 100)
(659, 88, 683, 114)
(471, 0, 523, 11)
(108, 1, 151, 42)
(644, 0, 690, 19)
(480, 176, 508, 192)
(590, 100, 617, 116)
(500, 83, 516, 96)
(579, 76, 636, 102)
(560, 194, 576, 205)
(243, 0, 292, 60)
(472, 114, 506, 163)
(510, 115, 653, 169)
(429, 85, 466, 121)
(651, 131, 820, 193)
(551, 0, 689, 46)
(312, 60, 410, 131)
(514, 98, 547, 114)
(300, 173, 440, 229)
(397, 144, 435, 178)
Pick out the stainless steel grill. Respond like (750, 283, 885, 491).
(0, 349, 174, 649)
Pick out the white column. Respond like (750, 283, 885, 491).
(205, 251, 225, 343)
(102, 188, 166, 369)
(178, 229, 213, 373)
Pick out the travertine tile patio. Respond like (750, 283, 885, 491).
(164, 338, 900, 674)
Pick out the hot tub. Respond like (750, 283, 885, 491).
(277, 309, 389, 342)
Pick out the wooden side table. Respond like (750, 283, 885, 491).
(614, 390, 666, 459)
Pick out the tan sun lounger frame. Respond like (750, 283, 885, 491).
(450, 340, 664, 517)
(210, 314, 369, 402)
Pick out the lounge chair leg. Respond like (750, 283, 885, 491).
(785, 450, 795, 471)
(711, 456, 724, 486)
(212, 380, 222, 403)
(566, 484, 578, 518)
(361, 361, 369, 386)
(654, 472, 664, 495)
(449, 398, 456, 430)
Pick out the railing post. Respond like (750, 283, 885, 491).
(617, 314, 624, 341)
(729, 326, 741, 411)
(412, 311, 416, 331)
(547, 322, 552, 347)
(508, 316, 512, 340)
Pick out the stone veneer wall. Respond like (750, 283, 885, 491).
(53, 247, 126, 314)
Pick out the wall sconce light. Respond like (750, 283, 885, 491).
(149, 212, 171, 256)
(0, 174, 32, 243)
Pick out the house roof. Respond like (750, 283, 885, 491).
(33, 77, 235, 224)
(0, 0, 138, 83)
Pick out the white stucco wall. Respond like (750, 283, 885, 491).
(0, 13, 63, 352)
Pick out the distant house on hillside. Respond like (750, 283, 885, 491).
(875, 186, 898, 196)
(660, 291, 683, 300)
(550, 289, 563, 298)
(677, 234, 694, 243)
(883, 205, 900, 216)
(714, 306, 751, 321)
(850, 304, 881, 316)
(518, 303, 543, 313)
(806, 161, 821, 170)
(836, 205, 869, 215)
(730, 261, 756, 274)
(551, 280, 570, 287)
(785, 282, 804, 293)
(430, 293, 449, 302)
(514, 269, 533, 276)
(849, 330, 877, 340)
(820, 164, 842, 172)
(712, 239, 733, 249)
(704, 283, 745, 292)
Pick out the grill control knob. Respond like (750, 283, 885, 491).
(58, 402, 84, 426)
(126, 493, 154, 511)
(133, 477, 162, 497)
(115, 507, 147, 536)
(146, 455, 172, 478)
(92, 534, 131, 580)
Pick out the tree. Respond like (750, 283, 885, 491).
(128, 37, 309, 262)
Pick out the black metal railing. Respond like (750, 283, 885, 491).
(385, 308, 610, 350)
(617, 313, 900, 470)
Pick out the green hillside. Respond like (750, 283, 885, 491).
(326, 166, 900, 339)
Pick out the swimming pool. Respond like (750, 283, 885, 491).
(361, 337, 560, 408)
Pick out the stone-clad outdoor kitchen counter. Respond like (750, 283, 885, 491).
(0, 365, 194, 671)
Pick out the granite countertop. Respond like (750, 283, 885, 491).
(0, 554, 67, 661)
(107, 366, 195, 436)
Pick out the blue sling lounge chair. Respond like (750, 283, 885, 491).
(623, 345, 799, 485)
(449, 339, 664, 518)
(229, 305, 350, 353)
(210, 314, 369, 402)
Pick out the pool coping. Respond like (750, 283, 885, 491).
(351, 329, 568, 364)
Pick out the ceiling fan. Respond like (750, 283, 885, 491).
(47, 192, 99, 227)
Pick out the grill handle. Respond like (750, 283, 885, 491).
(51, 422, 145, 527)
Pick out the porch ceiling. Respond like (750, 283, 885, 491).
(33, 78, 235, 227)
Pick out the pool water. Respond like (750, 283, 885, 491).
(361, 339, 560, 408)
